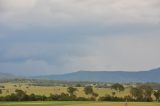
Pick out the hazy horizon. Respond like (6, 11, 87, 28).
(0, 0, 160, 76)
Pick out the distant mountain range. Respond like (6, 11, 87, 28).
(34, 68, 160, 83)
(0, 67, 160, 82)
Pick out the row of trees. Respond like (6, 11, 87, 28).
(0, 84, 160, 102)
(0, 86, 98, 101)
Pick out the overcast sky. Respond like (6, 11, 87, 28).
(0, 0, 160, 76)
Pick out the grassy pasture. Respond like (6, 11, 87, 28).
(0, 83, 130, 98)
(0, 102, 159, 106)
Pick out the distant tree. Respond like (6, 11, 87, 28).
(0, 89, 2, 94)
(84, 86, 98, 99)
(0, 86, 5, 88)
(67, 87, 78, 96)
(15, 89, 28, 101)
(130, 85, 153, 102)
(28, 94, 36, 101)
(92, 92, 99, 99)
(111, 83, 125, 92)
(154, 90, 160, 102)
(130, 87, 143, 100)
(112, 92, 116, 97)
(138, 85, 153, 101)
(76, 84, 82, 87)
(84, 86, 94, 96)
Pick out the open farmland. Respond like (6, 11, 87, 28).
(0, 83, 129, 98)
(0, 102, 159, 106)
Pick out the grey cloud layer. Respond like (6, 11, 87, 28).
(0, 0, 160, 27)
(0, 0, 160, 75)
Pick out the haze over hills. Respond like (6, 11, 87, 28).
(0, 72, 19, 79)
(34, 67, 160, 83)
(0, 68, 160, 83)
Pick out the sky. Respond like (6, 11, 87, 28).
(0, 0, 160, 76)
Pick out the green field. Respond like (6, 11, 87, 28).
(0, 102, 159, 106)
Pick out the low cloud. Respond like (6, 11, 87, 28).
(0, 0, 160, 28)
(0, 0, 160, 75)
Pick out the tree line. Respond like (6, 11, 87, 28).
(0, 84, 160, 102)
